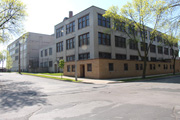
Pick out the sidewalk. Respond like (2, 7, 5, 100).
(36, 73, 177, 84)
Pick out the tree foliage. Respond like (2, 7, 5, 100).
(103, 0, 167, 78)
(58, 59, 64, 79)
(0, 0, 27, 43)
(6, 50, 12, 70)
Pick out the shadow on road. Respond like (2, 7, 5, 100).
(0, 80, 47, 112)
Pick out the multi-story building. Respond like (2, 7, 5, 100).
(7, 32, 54, 72)
(38, 6, 179, 78)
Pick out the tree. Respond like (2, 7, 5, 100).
(103, 0, 167, 78)
(0, 50, 6, 72)
(0, 0, 27, 43)
(6, 50, 13, 71)
(58, 59, 64, 79)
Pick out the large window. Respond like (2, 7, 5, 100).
(79, 33, 89, 46)
(67, 65, 70, 72)
(157, 35, 162, 42)
(15, 48, 19, 53)
(158, 46, 163, 54)
(164, 48, 169, 55)
(66, 55, 75, 62)
(150, 44, 156, 53)
(45, 49, 47, 56)
(116, 54, 126, 60)
(49, 61, 52, 67)
(66, 21, 75, 34)
(114, 21, 125, 32)
(129, 41, 138, 50)
(99, 52, 111, 59)
(170, 48, 174, 56)
(128, 25, 137, 35)
(130, 55, 139, 60)
(141, 42, 148, 51)
(115, 36, 126, 48)
(15, 56, 18, 60)
(41, 51, 43, 57)
(124, 63, 128, 71)
(78, 14, 89, 29)
(79, 53, 90, 60)
(109, 63, 114, 71)
(49, 48, 52, 55)
(98, 14, 110, 28)
(72, 65, 75, 72)
(66, 38, 75, 50)
(140, 30, 147, 39)
(87, 64, 92, 72)
(56, 41, 63, 52)
(98, 32, 111, 46)
(56, 26, 63, 38)
(151, 57, 156, 62)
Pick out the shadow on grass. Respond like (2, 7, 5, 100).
(0, 80, 48, 112)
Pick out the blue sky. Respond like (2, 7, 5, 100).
(0, 0, 132, 66)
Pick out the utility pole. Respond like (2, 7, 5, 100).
(18, 42, 21, 74)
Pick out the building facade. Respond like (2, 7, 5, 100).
(7, 32, 54, 72)
(42, 6, 179, 78)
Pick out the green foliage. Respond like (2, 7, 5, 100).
(58, 59, 64, 69)
(6, 51, 13, 70)
(0, 0, 27, 43)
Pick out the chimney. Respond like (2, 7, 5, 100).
(69, 11, 73, 18)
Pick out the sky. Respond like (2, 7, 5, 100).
(0, 0, 131, 67)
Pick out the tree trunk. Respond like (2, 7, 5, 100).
(173, 58, 176, 75)
(142, 59, 147, 79)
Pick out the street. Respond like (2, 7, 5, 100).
(0, 73, 180, 120)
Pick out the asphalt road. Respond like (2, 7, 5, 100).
(0, 73, 180, 120)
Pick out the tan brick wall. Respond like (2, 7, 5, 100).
(64, 59, 180, 79)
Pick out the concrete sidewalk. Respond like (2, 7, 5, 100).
(36, 73, 177, 84)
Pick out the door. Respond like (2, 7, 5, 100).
(80, 65, 85, 78)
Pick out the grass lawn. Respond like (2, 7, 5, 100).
(39, 73, 63, 76)
(21, 73, 81, 82)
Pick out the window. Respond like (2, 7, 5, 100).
(49, 61, 52, 67)
(115, 36, 126, 48)
(66, 38, 75, 50)
(153, 64, 156, 70)
(129, 41, 138, 50)
(150, 44, 156, 53)
(56, 26, 63, 38)
(164, 48, 169, 55)
(72, 65, 75, 72)
(140, 30, 147, 39)
(114, 21, 125, 32)
(150, 64, 153, 70)
(116, 54, 126, 60)
(98, 13, 110, 28)
(151, 57, 156, 62)
(99, 52, 111, 59)
(128, 25, 137, 35)
(49, 48, 52, 55)
(79, 33, 89, 46)
(109, 63, 114, 71)
(15, 56, 18, 60)
(158, 46, 163, 54)
(66, 21, 75, 34)
(157, 35, 162, 42)
(140, 64, 143, 70)
(66, 55, 75, 62)
(78, 14, 89, 29)
(141, 42, 148, 51)
(164, 64, 168, 69)
(149, 31, 156, 41)
(15, 42, 19, 47)
(141, 57, 148, 61)
(45, 49, 48, 56)
(124, 63, 128, 71)
(98, 32, 111, 46)
(87, 64, 92, 71)
(79, 53, 90, 60)
(67, 65, 70, 72)
(130, 55, 139, 60)
(56, 41, 63, 52)
(41, 51, 43, 57)
(136, 64, 139, 70)
(15, 48, 19, 53)
(170, 48, 174, 56)
(40, 62, 43, 67)
(44, 62, 48, 67)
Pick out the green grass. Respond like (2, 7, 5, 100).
(38, 73, 63, 76)
(21, 73, 81, 82)
(119, 73, 180, 82)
